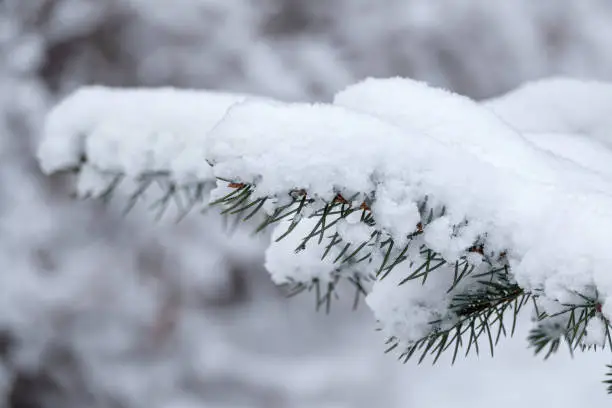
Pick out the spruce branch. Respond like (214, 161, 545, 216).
(60, 168, 612, 394)
(604, 365, 612, 394)
(528, 291, 612, 356)
(212, 181, 612, 393)
(70, 167, 211, 222)
(385, 264, 529, 365)
(281, 273, 370, 313)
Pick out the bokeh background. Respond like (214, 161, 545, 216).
(1, 1, 612, 407)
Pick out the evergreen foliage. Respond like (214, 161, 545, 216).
(70, 170, 612, 394)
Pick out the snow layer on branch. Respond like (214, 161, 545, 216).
(366, 261, 455, 345)
(333, 77, 612, 195)
(204, 77, 612, 335)
(36, 76, 612, 348)
(483, 78, 612, 180)
(207, 100, 412, 199)
(38, 86, 257, 186)
(484, 77, 612, 139)
(517, 132, 612, 181)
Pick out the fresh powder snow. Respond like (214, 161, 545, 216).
(37, 76, 612, 354)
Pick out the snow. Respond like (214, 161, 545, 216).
(205, 76, 612, 316)
(484, 77, 612, 180)
(212, 77, 612, 354)
(584, 317, 607, 347)
(11, 0, 612, 407)
(520, 132, 612, 180)
(366, 258, 454, 346)
(38, 75, 612, 359)
(266, 218, 340, 285)
(207, 99, 409, 199)
(38, 86, 258, 186)
(422, 216, 483, 262)
(336, 213, 376, 244)
(484, 77, 612, 139)
(265, 212, 377, 287)
(334, 77, 612, 194)
(38, 79, 611, 317)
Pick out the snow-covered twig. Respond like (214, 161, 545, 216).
(37, 76, 612, 390)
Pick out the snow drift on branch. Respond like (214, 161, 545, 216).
(38, 86, 266, 188)
(37, 76, 612, 348)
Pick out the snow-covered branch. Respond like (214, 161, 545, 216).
(37, 77, 612, 375)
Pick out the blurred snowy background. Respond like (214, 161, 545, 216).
(1, 0, 611, 407)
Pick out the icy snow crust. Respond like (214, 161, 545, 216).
(38, 77, 612, 347)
